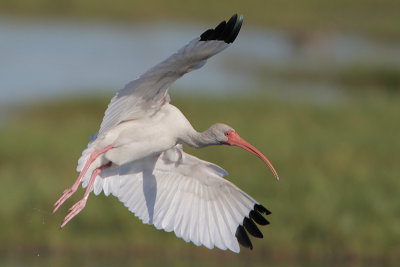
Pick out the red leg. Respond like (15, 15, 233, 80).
(53, 145, 113, 213)
(60, 162, 112, 228)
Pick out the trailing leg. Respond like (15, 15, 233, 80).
(53, 145, 113, 213)
(60, 161, 112, 228)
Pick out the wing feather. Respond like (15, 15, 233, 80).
(181, 192, 194, 243)
(206, 195, 219, 249)
(160, 177, 181, 231)
(200, 184, 213, 249)
(102, 179, 110, 196)
(189, 188, 200, 246)
(82, 144, 270, 253)
(88, 145, 270, 252)
(96, 14, 243, 136)
(73, 15, 272, 253)
(214, 197, 233, 250)
(93, 176, 103, 195)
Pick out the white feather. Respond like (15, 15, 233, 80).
(65, 16, 266, 253)
(95, 38, 229, 137)
(84, 146, 261, 253)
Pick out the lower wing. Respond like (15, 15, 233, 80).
(83, 145, 271, 253)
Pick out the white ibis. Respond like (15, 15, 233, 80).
(53, 14, 279, 253)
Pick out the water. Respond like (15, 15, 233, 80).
(1, 16, 400, 107)
(0, 17, 252, 105)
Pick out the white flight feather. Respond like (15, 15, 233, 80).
(80, 145, 260, 253)
(96, 38, 229, 137)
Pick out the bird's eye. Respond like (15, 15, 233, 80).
(224, 131, 230, 136)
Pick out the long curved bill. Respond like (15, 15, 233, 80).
(227, 132, 279, 180)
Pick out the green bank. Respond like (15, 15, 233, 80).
(0, 91, 399, 265)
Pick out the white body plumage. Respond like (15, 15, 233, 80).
(54, 14, 277, 253)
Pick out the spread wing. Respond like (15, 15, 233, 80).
(82, 145, 271, 253)
(96, 14, 243, 136)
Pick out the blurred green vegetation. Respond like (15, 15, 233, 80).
(256, 64, 400, 93)
(1, 0, 399, 265)
(1, 92, 399, 265)
(2, 0, 400, 40)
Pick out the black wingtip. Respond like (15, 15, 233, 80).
(200, 14, 243, 43)
(225, 15, 243, 43)
(235, 204, 271, 251)
(243, 217, 263, 238)
(235, 225, 253, 250)
(249, 210, 269, 225)
(255, 204, 272, 215)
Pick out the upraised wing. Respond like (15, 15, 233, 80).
(82, 145, 271, 253)
(97, 14, 243, 136)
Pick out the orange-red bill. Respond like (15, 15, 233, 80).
(226, 131, 279, 180)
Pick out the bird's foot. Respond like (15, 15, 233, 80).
(53, 186, 78, 213)
(60, 198, 88, 228)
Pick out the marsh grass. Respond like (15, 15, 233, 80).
(0, 91, 399, 265)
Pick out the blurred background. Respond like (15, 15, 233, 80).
(1, 0, 400, 266)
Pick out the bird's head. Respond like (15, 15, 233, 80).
(209, 123, 279, 180)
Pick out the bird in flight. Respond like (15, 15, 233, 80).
(53, 14, 279, 253)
